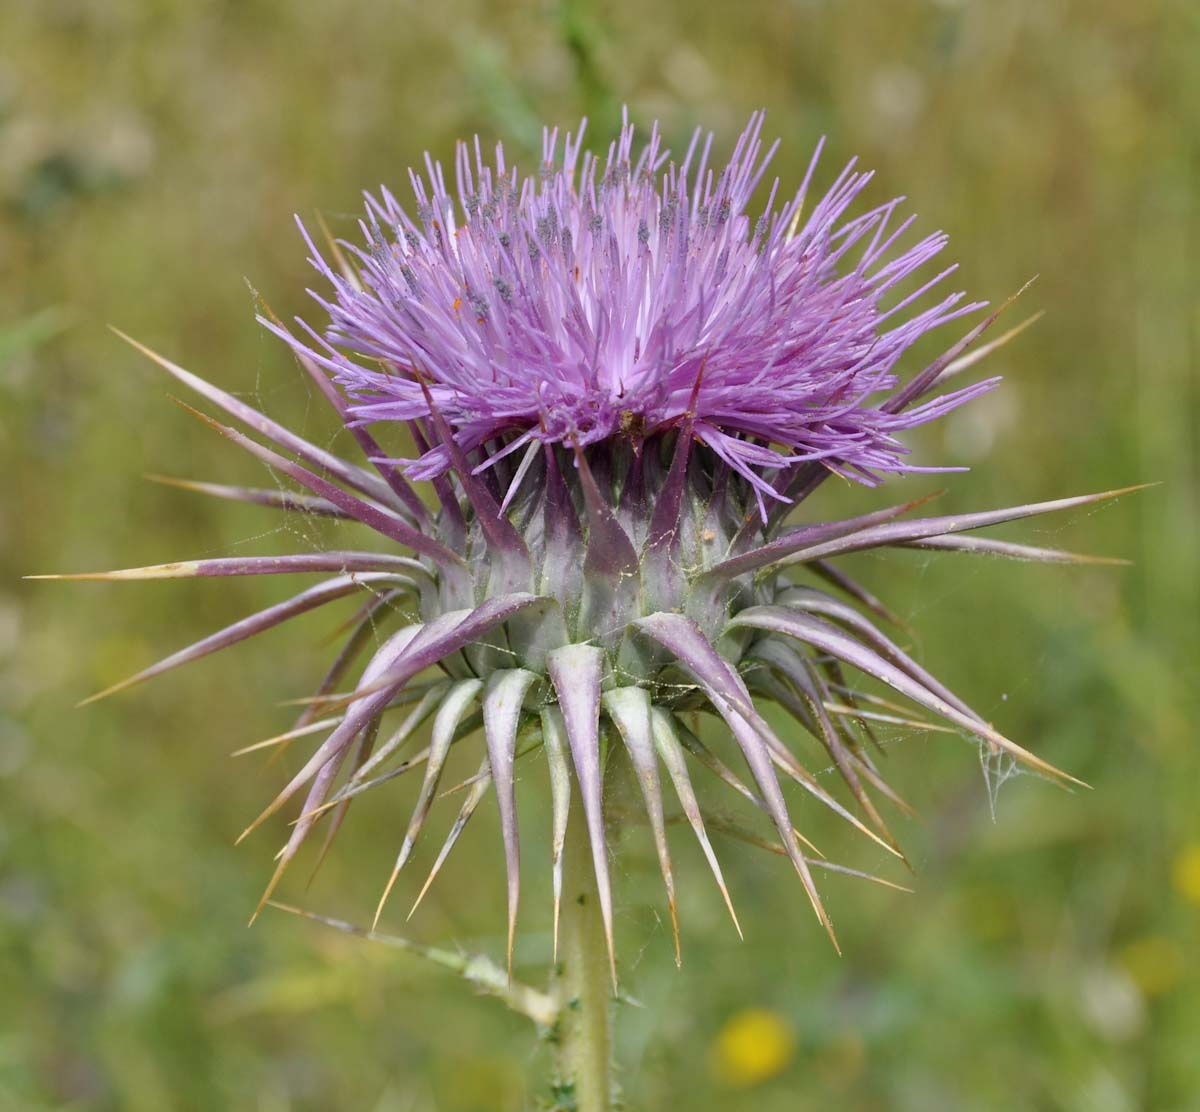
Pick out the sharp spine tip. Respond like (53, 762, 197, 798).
(372, 868, 401, 932)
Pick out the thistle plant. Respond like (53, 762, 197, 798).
(44, 113, 1138, 1108)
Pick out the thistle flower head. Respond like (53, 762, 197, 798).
(274, 112, 992, 506)
(52, 114, 1133, 981)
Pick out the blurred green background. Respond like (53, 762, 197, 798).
(2, 1, 1197, 1108)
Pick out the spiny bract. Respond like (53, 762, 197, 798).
(57, 113, 1133, 977)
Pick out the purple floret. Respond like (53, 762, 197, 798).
(265, 111, 995, 501)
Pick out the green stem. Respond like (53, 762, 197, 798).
(265, 901, 557, 1025)
(552, 804, 614, 1111)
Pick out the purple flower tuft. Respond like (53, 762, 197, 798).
(266, 112, 994, 504)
